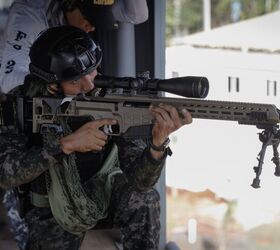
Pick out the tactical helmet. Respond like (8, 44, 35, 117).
(29, 25, 102, 83)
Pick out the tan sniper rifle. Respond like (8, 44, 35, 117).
(31, 75, 280, 188)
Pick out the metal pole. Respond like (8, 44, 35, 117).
(116, 23, 136, 77)
(154, 1, 167, 249)
(203, 0, 211, 31)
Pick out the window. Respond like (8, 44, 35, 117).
(267, 80, 277, 96)
(172, 71, 179, 78)
(228, 76, 240, 93)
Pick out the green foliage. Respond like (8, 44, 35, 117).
(166, 0, 203, 43)
(212, 0, 280, 27)
(239, 0, 279, 19)
(211, 0, 232, 27)
(166, 0, 280, 44)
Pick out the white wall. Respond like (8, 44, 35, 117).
(165, 45, 280, 230)
(166, 45, 280, 103)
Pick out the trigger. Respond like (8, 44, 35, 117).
(102, 124, 120, 135)
(103, 125, 113, 134)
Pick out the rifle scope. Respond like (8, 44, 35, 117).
(94, 75, 209, 98)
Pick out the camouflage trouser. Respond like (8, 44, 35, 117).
(25, 175, 160, 250)
(110, 175, 161, 250)
(24, 207, 84, 250)
(3, 188, 29, 250)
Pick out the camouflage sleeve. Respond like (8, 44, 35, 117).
(115, 137, 168, 192)
(0, 132, 60, 189)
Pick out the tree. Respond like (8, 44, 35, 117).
(166, 0, 280, 44)
(166, 0, 203, 43)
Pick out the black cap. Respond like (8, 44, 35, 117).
(79, 0, 117, 30)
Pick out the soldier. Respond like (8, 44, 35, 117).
(0, 25, 192, 250)
(0, 1, 148, 249)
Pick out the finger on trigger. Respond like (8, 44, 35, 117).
(94, 118, 117, 128)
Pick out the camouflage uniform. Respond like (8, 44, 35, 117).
(0, 128, 58, 188)
(0, 123, 58, 250)
(3, 189, 29, 250)
(25, 173, 160, 250)
(0, 83, 167, 250)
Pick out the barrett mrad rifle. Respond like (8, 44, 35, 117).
(31, 75, 280, 188)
